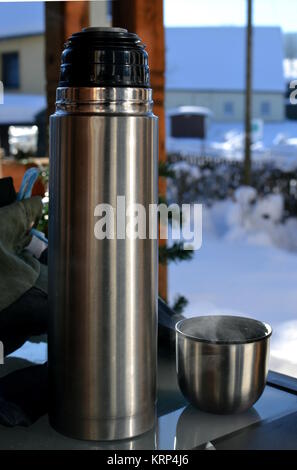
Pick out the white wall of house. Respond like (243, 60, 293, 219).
(165, 27, 285, 123)
(0, 34, 45, 95)
(165, 90, 285, 122)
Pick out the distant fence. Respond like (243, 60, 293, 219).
(168, 152, 245, 168)
(167, 151, 285, 171)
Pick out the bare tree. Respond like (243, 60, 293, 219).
(244, 0, 253, 185)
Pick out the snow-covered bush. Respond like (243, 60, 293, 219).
(167, 154, 297, 253)
(167, 153, 297, 219)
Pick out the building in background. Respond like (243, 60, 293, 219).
(0, 2, 46, 155)
(0, 1, 110, 156)
(0, 1, 110, 95)
(0, 4, 289, 154)
(0, 3, 45, 95)
(165, 27, 285, 122)
(283, 32, 297, 120)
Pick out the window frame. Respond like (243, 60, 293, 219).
(223, 101, 234, 116)
(267, 370, 297, 395)
(2, 51, 20, 90)
(260, 100, 271, 117)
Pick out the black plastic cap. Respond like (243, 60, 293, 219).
(58, 27, 150, 88)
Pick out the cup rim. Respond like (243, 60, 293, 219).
(175, 315, 272, 345)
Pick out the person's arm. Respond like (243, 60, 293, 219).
(0, 196, 42, 253)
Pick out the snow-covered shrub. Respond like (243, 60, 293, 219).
(167, 154, 297, 253)
(167, 153, 297, 219)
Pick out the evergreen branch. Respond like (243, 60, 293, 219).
(159, 242, 194, 264)
(172, 295, 189, 314)
(158, 195, 167, 205)
(159, 160, 176, 179)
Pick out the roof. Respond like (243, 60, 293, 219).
(168, 106, 212, 116)
(0, 94, 46, 125)
(0, 2, 44, 39)
(166, 27, 285, 93)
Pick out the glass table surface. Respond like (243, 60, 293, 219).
(0, 346, 297, 449)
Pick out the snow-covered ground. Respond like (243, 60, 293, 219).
(168, 117, 297, 377)
(169, 193, 297, 378)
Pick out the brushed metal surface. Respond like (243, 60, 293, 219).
(48, 87, 158, 440)
(56, 87, 153, 114)
(176, 316, 272, 414)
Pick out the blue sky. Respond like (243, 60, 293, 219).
(0, 1, 296, 35)
(165, 0, 297, 32)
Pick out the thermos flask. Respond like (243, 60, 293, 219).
(48, 27, 158, 440)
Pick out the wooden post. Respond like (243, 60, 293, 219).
(244, 0, 253, 185)
(45, 2, 89, 119)
(112, 0, 167, 300)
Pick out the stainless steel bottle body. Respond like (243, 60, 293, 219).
(48, 87, 158, 440)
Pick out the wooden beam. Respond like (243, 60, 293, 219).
(112, 0, 167, 300)
(45, 2, 89, 119)
(244, 0, 253, 185)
